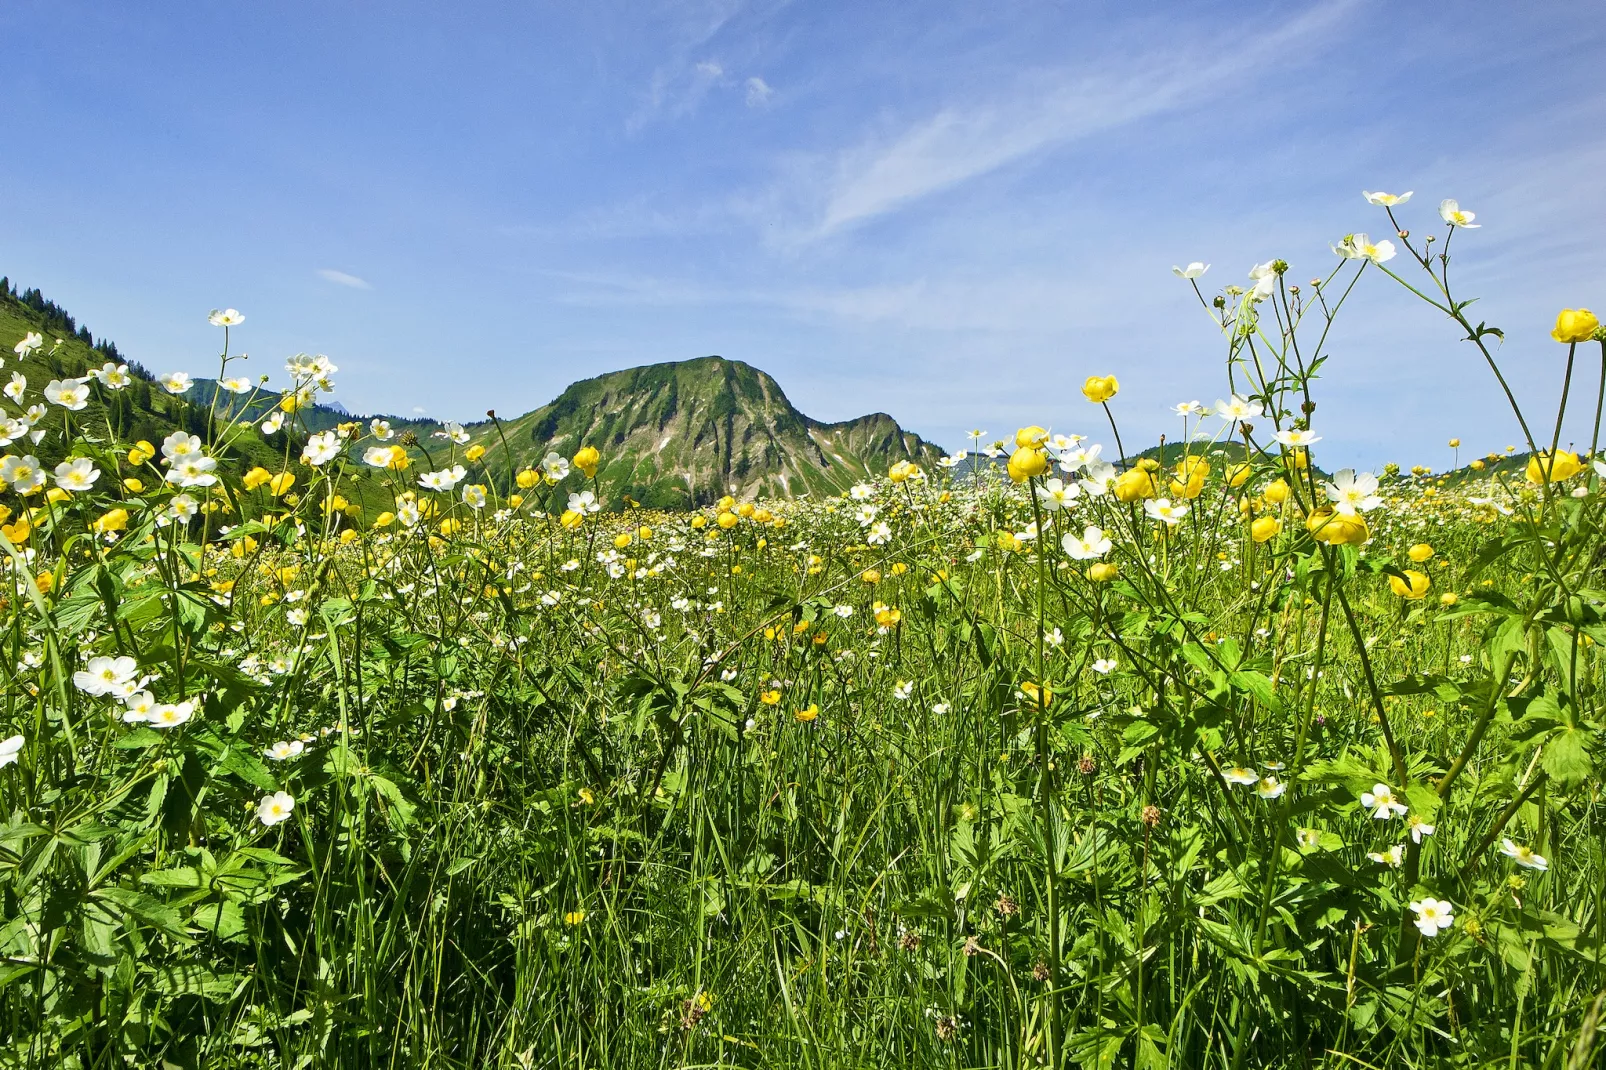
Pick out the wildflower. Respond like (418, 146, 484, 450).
(1306, 507, 1368, 546)
(1061, 525, 1112, 560)
(3, 373, 25, 403)
(1333, 233, 1396, 264)
(1007, 447, 1048, 482)
(1526, 450, 1582, 483)
(1091, 658, 1117, 674)
(121, 692, 156, 721)
(573, 445, 600, 478)
(1079, 460, 1117, 497)
(166, 455, 219, 488)
(795, 704, 819, 722)
(0, 455, 46, 495)
(759, 690, 781, 706)
(257, 791, 295, 827)
(1362, 190, 1412, 206)
(260, 411, 285, 435)
(159, 372, 194, 394)
(542, 452, 571, 480)
(144, 701, 197, 729)
(1439, 199, 1478, 228)
(1408, 543, 1434, 562)
(1018, 681, 1051, 707)
(1295, 828, 1321, 849)
(1409, 897, 1455, 938)
(1407, 814, 1435, 844)
(1082, 375, 1119, 403)
(13, 332, 43, 357)
(893, 681, 914, 700)
(462, 484, 488, 509)
(1223, 767, 1257, 786)
(92, 508, 129, 534)
(73, 655, 142, 696)
(208, 308, 246, 326)
(1144, 498, 1189, 525)
(1113, 468, 1157, 502)
(0, 734, 23, 767)
(1256, 776, 1286, 800)
(420, 466, 467, 492)
(1035, 478, 1079, 510)
(1325, 469, 1381, 515)
(265, 740, 306, 761)
(1368, 845, 1405, 867)
(1275, 428, 1320, 448)
(1551, 309, 1598, 344)
(1087, 562, 1119, 582)
(219, 376, 253, 393)
(1172, 262, 1209, 279)
(1250, 516, 1280, 543)
(302, 431, 343, 466)
(1388, 569, 1430, 600)
(52, 457, 100, 492)
(1360, 783, 1408, 819)
(44, 378, 91, 410)
(1500, 838, 1548, 871)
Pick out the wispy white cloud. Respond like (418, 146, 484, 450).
(745, 75, 773, 107)
(317, 268, 373, 290)
(787, 2, 1353, 240)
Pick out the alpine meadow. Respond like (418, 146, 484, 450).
(3, 190, 1606, 1070)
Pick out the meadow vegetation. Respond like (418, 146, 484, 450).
(1, 194, 1604, 1068)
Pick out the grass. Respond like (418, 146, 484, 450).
(0, 201, 1604, 1069)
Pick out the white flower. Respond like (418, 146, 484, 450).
(145, 701, 197, 729)
(1439, 198, 1479, 228)
(1333, 233, 1396, 264)
(44, 378, 91, 410)
(1171, 262, 1210, 279)
(257, 791, 295, 826)
(219, 376, 254, 394)
(1360, 783, 1408, 820)
(301, 431, 342, 466)
(209, 308, 246, 326)
(1223, 766, 1258, 786)
(1078, 461, 1117, 497)
(893, 681, 914, 700)
(1275, 428, 1320, 448)
(1062, 525, 1111, 560)
(1173, 401, 1207, 417)
(420, 466, 467, 492)
(567, 489, 599, 514)
(165, 455, 219, 488)
(1058, 442, 1102, 473)
(167, 494, 200, 522)
(1035, 478, 1080, 510)
(1324, 469, 1382, 515)
(1500, 838, 1548, 871)
(53, 457, 101, 492)
(1295, 828, 1321, 849)
(14, 332, 43, 357)
(854, 504, 879, 525)
(833, 605, 854, 619)
(1368, 845, 1405, 867)
(159, 372, 194, 394)
(93, 362, 132, 388)
(260, 411, 285, 435)
(541, 452, 571, 480)
(122, 692, 157, 721)
(1248, 261, 1278, 301)
(1216, 395, 1263, 421)
(3, 372, 25, 402)
(370, 418, 394, 440)
(1144, 498, 1189, 525)
(1362, 190, 1412, 207)
(1092, 658, 1117, 674)
(433, 421, 470, 444)
(162, 432, 204, 461)
(1407, 815, 1435, 844)
(1409, 897, 1455, 938)
(0, 454, 47, 494)
(462, 484, 487, 509)
(867, 521, 892, 545)
(849, 483, 875, 501)
(1255, 776, 1286, 800)
(1044, 627, 1063, 646)
(0, 734, 23, 768)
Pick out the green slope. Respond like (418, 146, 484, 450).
(477, 356, 944, 508)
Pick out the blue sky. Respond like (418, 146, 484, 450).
(2, 0, 1603, 467)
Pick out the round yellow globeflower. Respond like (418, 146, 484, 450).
(1552, 308, 1599, 344)
(1408, 543, 1434, 562)
(1082, 375, 1119, 403)
(1226, 462, 1251, 488)
(1263, 478, 1291, 504)
(1250, 516, 1281, 543)
(516, 468, 541, 489)
(1087, 562, 1119, 582)
(1525, 450, 1582, 484)
(1440, 592, 1459, 606)
(1015, 425, 1049, 448)
(717, 511, 739, 529)
(1113, 468, 1157, 502)
(1007, 447, 1048, 482)
(92, 508, 130, 534)
(1389, 569, 1431, 600)
(1306, 507, 1369, 546)
(464, 443, 487, 462)
(572, 446, 601, 479)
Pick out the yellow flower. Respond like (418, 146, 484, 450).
(516, 467, 541, 489)
(1088, 562, 1118, 582)
(1389, 569, 1431, 600)
(861, 568, 882, 584)
(230, 535, 259, 558)
(637, 525, 653, 540)
(1007, 447, 1048, 482)
(1171, 456, 1209, 499)
(717, 495, 736, 511)
(1263, 478, 1291, 504)
(122, 477, 144, 493)
(889, 460, 921, 482)
(1305, 507, 1369, 546)
(1226, 462, 1251, 488)
(1014, 426, 1049, 448)
(1525, 450, 1582, 484)
(1082, 375, 1119, 403)
(564, 910, 587, 926)
(1019, 681, 1053, 707)
(1113, 468, 1157, 502)
(1408, 543, 1434, 562)
(795, 704, 819, 722)
(1552, 308, 1599, 343)
(374, 511, 395, 528)
(2, 517, 31, 545)
(267, 472, 296, 496)
(91, 508, 129, 534)
(464, 443, 486, 462)
(737, 502, 756, 518)
(339, 528, 358, 545)
(690, 515, 708, 529)
(717, 511, 739, 530)
(613, 533, 632, 549)
(34, 572, 53, 595)
(1470, 459, 1485, 470)
(1448, 438, 1460, 448)
(760, 689, 782, 706)
(439, 518, 461, 537)
(1250, 516, 1281, 543)
(875, 605, 902, 628)
(1440, 592, 1458, 606)
(573, 446, 601, 478)
(128, 441, 156, 466)
(560, 509, 584, 530)
(242, 466, 272, 491)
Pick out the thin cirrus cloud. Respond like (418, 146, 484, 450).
(316, 268, 373, 290)
(787, 1, 1352, 242)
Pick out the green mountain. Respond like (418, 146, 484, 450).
(477, 357, 943, 507)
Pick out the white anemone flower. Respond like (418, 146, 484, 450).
(94, 362, 133, 388)
(1333, 233, 1396, 264)
(542, 453, 570, 480)
(1500, 838, 1548, 871)
(1222, 766, 1258, 786)
(1035, 478, 1079, 510)
(1061, 525, 1112, 560)
(159, 372, 194, 394)
(219, 376, 254, 394)
(1171, 262, 1209, 279)
(257, 791, 295, 826)
(567, 489, 600, 514)
(1275, 428, 1321, 448)
(1360, 783, 1409, 820)
(0, 455, 47, 494)
(1439, 199, 1479, 228)
(1144, 498, 1189, 525)
(301, 431, 342, 467)
(1324, 469, 1382, 515)
(44, 378, 91, 410)
(1216, 395, 1263, 421)
(1362, 190, 1413, 207)
(53, 457, 101, 492)
(208, 308, 246, 326)
(1409, 897, 1455, 938)
(0, 734, 24, 768)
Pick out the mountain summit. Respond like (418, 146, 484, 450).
(481, 357, 941, 507)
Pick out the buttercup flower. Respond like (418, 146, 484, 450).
(1525, 450, 1582, 484)
(1552, 309, 1599, 344)
(1389, 569, 1431, 600)
(1082, 376, 1118, 403)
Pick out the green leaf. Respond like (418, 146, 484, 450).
(152, 964, 243, 1001)
(1541, 728, 1593, 786)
